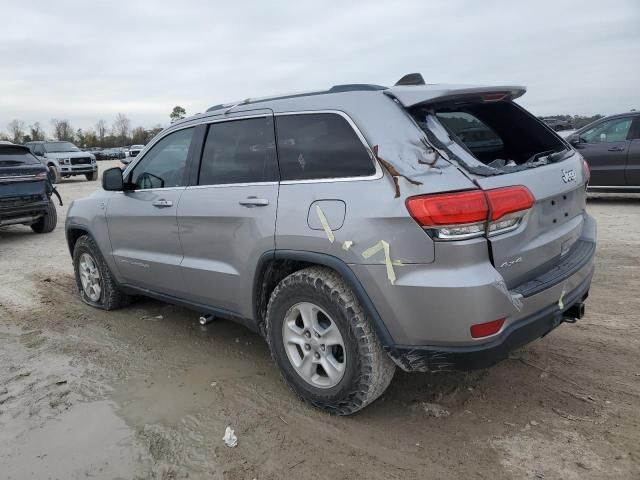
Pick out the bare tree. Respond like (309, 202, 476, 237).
(29, 122, 46, 141)
(96, 119, 107, 146)
(131, 126, 148, 145)
(112, 113, 131, 146)
(50, 119, 74, 141)
(7, 119, 25, 143)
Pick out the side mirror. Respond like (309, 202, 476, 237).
(568, 134, 581, 146)
(102, 167, 124, 191)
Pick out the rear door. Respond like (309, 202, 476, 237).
(177, 112, 279, 316)
(624, 116, 640, 187)
(107, 127, 195, 296)
(574, 116, 633, 187)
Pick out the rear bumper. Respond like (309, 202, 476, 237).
(0, 199, 49, 225)
(386, 268, 593, 372)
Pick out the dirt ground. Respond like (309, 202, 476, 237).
(1, 159, 639, 479)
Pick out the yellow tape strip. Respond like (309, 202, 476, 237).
(342, 240, 353, 251)
(362, 240, 396, 285)
(315, 205, 335, 243)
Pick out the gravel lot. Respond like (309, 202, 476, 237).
(1, 160, 639, 479)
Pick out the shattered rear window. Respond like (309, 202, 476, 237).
(411, 102, 570, 175)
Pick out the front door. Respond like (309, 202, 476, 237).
(177, 113, 279, 317)
(107, 127, 196, 296)
(575, 116, 633, 187)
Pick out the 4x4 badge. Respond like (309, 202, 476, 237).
(561, 169, 576, 183)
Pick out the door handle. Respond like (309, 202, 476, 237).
(152, 199, 173, 208)
(608, 146, 625, 152)
(239, 196, 269, 207)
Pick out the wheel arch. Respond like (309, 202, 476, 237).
(66, 224, 91, 256)
(252, 250, 394, 346)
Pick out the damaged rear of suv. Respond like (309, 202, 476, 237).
(66, 74, 595, 414)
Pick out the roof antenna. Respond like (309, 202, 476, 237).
(394, 73, 425, 86)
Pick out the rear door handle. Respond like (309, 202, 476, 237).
(608, 146, 625, 152)
(152, 199, 173, 208)
(239, 196, 269, 207)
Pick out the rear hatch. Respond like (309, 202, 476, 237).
(0, 145, 49, 208)
(390, 85, 589, 288)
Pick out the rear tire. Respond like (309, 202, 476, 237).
(265, 266, 395, 415)
(85, 171, 98, 181)
(30, 200, 57, 233)
(48, 165, 61, 184)
(72, 235, 130, 310)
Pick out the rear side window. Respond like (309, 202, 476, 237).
(0, 146, 41, 166)
(276, 113, 374, 181)
(199, 117, 278, 185)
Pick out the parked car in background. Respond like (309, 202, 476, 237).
(102, 148, 126, 160)
(543, 118, 574, 131)
(87, 147, 107, 160)
(567, 112, 640, 191)
(128, 144, 144, 158)
(25, 141, 98, 183)
(1, 142, 58, 233)
(66, 76, 595, 414)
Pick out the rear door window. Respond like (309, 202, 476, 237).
(275, 113, 374, 181)
(198, 117, 278, 185)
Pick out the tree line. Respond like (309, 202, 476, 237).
(0, 106, 188, 148)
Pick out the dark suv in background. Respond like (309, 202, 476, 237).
(0, 142, 58, 233)
(568, 112, 640, 191)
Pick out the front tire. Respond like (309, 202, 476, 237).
(266, 267, 395, 415)
(86, 171, 98, 181)
(31, 200, 57, 233)
(48, 165, 61, 184)
(73, 235, 130, 310)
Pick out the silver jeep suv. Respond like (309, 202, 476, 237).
(65, 74, 596, 414)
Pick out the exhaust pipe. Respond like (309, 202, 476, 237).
(563, 302, 585, 323)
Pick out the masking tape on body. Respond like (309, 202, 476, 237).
(362, 240, 397, 285)
(315, 205, 335, 243)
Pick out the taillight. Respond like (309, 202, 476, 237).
(582, 158, 590, 184)
(406, 186, 534, 240)
(35, 171, 48, 179)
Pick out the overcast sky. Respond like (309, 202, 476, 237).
(1, 0, 638, 134)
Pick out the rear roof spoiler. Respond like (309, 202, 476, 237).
(385, 84, 526, 108)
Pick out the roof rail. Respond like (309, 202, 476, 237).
(206, 84, 387, 112)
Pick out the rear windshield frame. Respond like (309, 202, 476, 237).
(409, 101, 571, 176)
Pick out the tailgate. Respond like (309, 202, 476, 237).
(476, 153, 588, 288)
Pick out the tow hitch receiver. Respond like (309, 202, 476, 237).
(563, 302, 586, 323)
